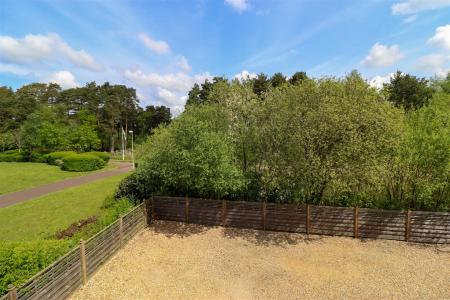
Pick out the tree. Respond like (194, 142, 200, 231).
(252, 73, 270, 97)
(384, 71, 433, 110)
(289, 71, 307, 85)
(136, 105, 244, 198)
(270, 72, 287, 88)
(186, 83, 201, 106)
(136, 105, 171, 137)
(67, 110, 101, 152)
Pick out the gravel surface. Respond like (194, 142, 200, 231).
(70, 221, 450, 300)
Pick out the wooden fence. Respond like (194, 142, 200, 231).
(151, 196, 450, 244)
(2, 203, 146, 300)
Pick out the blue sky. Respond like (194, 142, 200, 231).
(1, 0, 450, 112)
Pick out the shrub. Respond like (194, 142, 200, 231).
(0, 240, 70, 295)
(115, 172, 152, 204)
(0, 151, 27, 162)
(29, 151, 49, 163)
(61, 154, 105, 172)
(87, 151, 110, 163)
(45, 151, 77, 165)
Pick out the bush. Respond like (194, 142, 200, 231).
(115, 172, 152, 204)
(0, 151, 27, 162)
(0, 240, 70, 295)
(62, 154, 105, 172)
(87, 151, 110, 163)
(45, 151, 77, 165)
(29, 151, 49, 163)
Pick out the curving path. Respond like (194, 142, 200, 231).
(0, 162, 133, 208)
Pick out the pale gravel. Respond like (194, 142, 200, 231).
(70, 221, 450, 300)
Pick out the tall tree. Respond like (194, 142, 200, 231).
(270, 72, 287, 88)
(384, 71, 432, 110)
(289, 71, 308, 85)
(252, 73, 270, 97)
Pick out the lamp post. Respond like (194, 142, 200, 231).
(129, 130, 134, 170)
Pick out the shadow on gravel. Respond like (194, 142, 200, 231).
(222, 227, 325, 247)
(150, 220, 211, 238)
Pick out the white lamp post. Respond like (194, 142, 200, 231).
(129, 130, 134, 169)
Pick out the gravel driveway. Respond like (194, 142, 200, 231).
(70, 221, 450, 300)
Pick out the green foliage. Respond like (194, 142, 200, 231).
(0, 132, 14, 151)
(289, 71, 308, 85)
(384, 71, 433, 110)
(87, 151, 110, 162)
(115, 172, 152, 204)
(0, 240, 70, 295)
(62, 154, 105, 172)
(0, 150, 27, 162)
(45, 151, 77, 165)
(270, 72, 287, 88)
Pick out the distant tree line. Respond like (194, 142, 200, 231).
(0, 82, 171, 152)
(118, 70, 450, 212)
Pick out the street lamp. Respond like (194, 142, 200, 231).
(129, 130, 135, 170)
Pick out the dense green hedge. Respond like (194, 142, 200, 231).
(0, 240, 70, 295)
(0, 150, 27, 162)
(45, 151, 77, 165)
(62, 154, 105, 171)
(87, 151, 110, 163)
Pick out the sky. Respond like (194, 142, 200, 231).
(0, 0, 450, 113)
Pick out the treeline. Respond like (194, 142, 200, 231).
(0, 82, 171, 152)
(118, 71, 450, 211)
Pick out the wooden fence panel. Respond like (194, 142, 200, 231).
(265, 203, 307, 233)
(358, 208, 406, 241)
(153, 196, 185, 222)
(410, 211, 450, 244)
(310, 206, 354, 237)
(188, 198, 222, 226)
(224, 201, 263, 229)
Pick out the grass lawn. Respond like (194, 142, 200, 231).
(0, 162, 114, 195)
(0, 173, 128, 241)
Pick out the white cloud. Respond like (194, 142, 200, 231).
(175, 55, 191, 72)
(368, 73, 395, 89)
(403, 15, 417, 23)
(138, 33, 170, 54)
(45, 70, 79, 89)
(0, 33, 103, 71)
(224, 0, 248, 13)
(123, 69, 211, 92)
(428, 24, 450, 50)
(417, 53, 450, 77)
(234, 70, 257, 82)
(361, 43, 404, 68)
(392, 0, 450, 15)
(123, 68, 212, 111)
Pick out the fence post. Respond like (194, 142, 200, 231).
(262, 202, 267, 231)
(119, 216, 124, 247)
(405, 209, 411, 242)
(222, 200, 227, 227)
(151, 195, 155, 222)
(80, 239, 87, 285)
(7, 285, 17, 300)
(306, 204, 311, 235)
(353, 207, 359, 238)
(185, 195, 190, 223)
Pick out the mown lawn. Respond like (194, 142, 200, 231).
(0, 173, 128, 241)
(0, 162, 114, 195)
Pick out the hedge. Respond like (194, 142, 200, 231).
(62, 154, 105, 171)
(87, 151, 110, 163)
(0, 151, 27, 162)
(45, 151, 77, 165)
(0, 240, 70, 295)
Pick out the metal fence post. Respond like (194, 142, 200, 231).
(7, 285, 17, 300)
(80, 239, 87, 285)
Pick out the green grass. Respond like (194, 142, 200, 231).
(0, 173, 128, 241)
(0, 162, 115, 195)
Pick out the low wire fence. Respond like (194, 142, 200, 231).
(151, 196, 450, 244)
(3, 203, 146, 300)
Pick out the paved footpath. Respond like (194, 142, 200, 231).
(0, 162, 133, 208)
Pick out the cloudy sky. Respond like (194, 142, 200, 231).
(1, 0, 450, 113)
